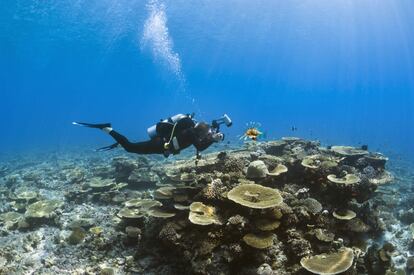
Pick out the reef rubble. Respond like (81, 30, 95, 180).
(0, 138, 412, 274)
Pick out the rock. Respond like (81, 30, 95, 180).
(247, 160, 269, 179)
(294, 198, 323, 214)
(257, 263, 273, 275)
(399, 209, 414, 224)
(227, 215, 248, 229)
(261, 141, 287, 155)
(0, 256, 7, 267)
(67, 227, 86, 245)
(159, 222, 181, 246)
(366, 244, 386, 274)
(286, 229, 312, 258)
(65, 167, 87, 184)
(125, 256, 135, 267)
(100, 267, 115, 275)
(87, 177, 115, 191)
(128, 168, 160, 188)
(112, 157, 138, 181)
(69, 218, 95, 229)
(406, 256, 414, 270)
(345, 218, 371, 233)
(125, 226, 141, 239)
(17, 218, 30, 230)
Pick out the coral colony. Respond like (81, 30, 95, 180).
(0, 138, 413, 274)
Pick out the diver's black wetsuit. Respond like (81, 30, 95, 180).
(108, 116, 214, 156)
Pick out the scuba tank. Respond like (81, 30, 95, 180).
(147, 113, 189, 138)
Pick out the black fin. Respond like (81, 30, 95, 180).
(95, 143, 119, 152)
(72, 122, 111, 129)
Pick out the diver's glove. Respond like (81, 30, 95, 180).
(212, 132, 224, 142)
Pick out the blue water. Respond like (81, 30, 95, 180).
(1, 0, 413, 160)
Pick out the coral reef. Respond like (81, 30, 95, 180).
(0, 138, 410, 274)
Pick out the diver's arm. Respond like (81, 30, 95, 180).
(189, 128, 222, 162)
(194, 139, 215, 152)
(193, 132, 223, 151)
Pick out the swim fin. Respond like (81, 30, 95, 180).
(95, 143, 119, 152)
(72, 122, 111, 129)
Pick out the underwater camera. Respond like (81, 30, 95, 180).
(212, 114, 233, 129)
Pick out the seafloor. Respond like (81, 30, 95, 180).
(0, 138, 413, 275)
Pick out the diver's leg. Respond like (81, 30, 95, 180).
(73, 122, 164, 154)
(108, 130, 164, 154)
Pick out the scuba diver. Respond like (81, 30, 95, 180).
(73, 113, 232, 159)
